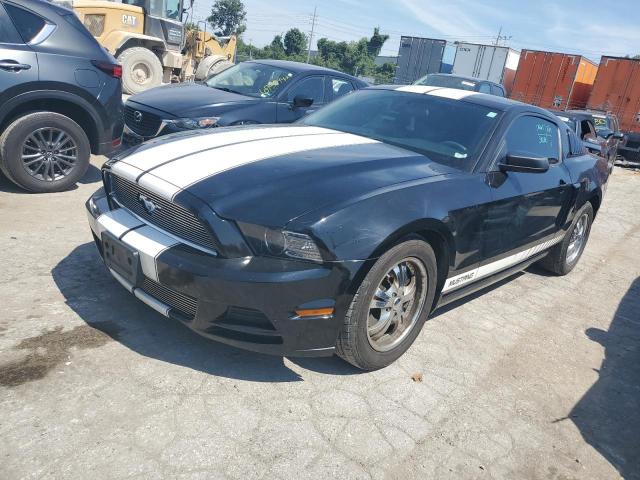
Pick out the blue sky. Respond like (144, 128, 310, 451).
(192, 0, 640, 61)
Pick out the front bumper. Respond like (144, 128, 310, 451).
(86, 189, 364, 357)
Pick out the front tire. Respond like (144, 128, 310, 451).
(118, 47, 163, 95)
(540, 202, 594, 275)
(336, 239, 438, 370)
(0, 112, 91, 193)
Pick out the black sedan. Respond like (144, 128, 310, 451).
(123, 59, 367, 144)
(88, 85, 608, 370)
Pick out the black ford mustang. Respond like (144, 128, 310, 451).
(87, 85, 608, 370)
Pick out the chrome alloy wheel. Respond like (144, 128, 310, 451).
(566, 213, 589, 264)
(21, 127, 78, 182)
(367, 257, 428, 352)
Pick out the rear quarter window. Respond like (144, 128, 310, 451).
(0, 3, 22, 43)
(5, 3, 46, 43)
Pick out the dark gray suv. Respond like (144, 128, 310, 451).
(0, 0, 123, 192)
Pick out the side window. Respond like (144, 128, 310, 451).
(501, 115, 560, 162)
(331, 77, 354, 101)
(0, 4, 22, 43)
(491, 84, 505, 97)
(4, 3, 46, 44)
(287, 76, 325, 105)
(478, 83, 492, 94)
(562, 129, 571, 157)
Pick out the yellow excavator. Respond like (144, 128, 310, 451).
(61, 0, 236, 94)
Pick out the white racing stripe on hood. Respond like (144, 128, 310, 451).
(141, 131, 380, 199)
(395, 85, 476, 100)
(396, 85, 439, 94)
(113, 126, 336, 179)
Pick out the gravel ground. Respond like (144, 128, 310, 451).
(0, 158, 638, 480)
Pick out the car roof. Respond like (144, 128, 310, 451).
(425, 73, 503, 87)
(372, 85, 543, 113)
(565, 109, 612, 118)
(248, 59, 357, 77)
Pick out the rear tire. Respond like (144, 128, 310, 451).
(539, 202, 594, 275)
(194, 55, 233, 80)
(336, 239, 438, 370)
(118, 47, 163, 95)
(0, 112, 91, 193)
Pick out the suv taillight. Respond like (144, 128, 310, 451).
(92, 60, 122, 79)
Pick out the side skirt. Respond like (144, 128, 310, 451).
(436, 251, 548, 308)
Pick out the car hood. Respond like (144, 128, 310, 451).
(127, 82, 259, 117)
(110, 125, 457, 227)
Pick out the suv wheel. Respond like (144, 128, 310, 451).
(336, 239, 438, 370)
(0, 112, 91, 193)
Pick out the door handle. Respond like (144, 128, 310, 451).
(0, 61, 32, 72)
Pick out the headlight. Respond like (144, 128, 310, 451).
(237, 223, 323, 262)
(165, 116, 220, 130)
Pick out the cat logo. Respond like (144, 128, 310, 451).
(122, 14, 137, 27)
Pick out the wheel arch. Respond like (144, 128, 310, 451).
(113, 34, 166, 59)
(587, 189, 602, 217)
(0, 92, 101, 153)
(347, 218, 455, 303)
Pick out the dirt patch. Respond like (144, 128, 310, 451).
(0, 322, 121, 387)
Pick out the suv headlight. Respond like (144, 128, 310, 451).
(165, 116, 220, 130)
(237, 223, 323, 262)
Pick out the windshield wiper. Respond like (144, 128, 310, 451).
(211, 86, 242, 95)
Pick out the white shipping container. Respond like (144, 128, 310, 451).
(452, 43, 520, 90)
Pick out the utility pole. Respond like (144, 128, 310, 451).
(307, 6, 317, 63)
(494, 26, 502, 46)
(493, 26, 512, 46)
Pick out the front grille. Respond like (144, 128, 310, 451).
(140, 277, 197, 318)
(124, 105, 162, 137)
(83, 14, 105, 36)
(110, 174, 219, 252)
(625, 139, 640, 150)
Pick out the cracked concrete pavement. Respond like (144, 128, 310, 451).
(1, 158, 638, 479)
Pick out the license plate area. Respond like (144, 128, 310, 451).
(102, 231, 142, 286)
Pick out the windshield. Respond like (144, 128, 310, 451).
(205, 62, 295, 98)
(302, 89, 502, 171)
(591, 115, 611, 133)
(415, 74, 477, 91)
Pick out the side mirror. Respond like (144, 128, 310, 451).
(499, 154, 550, 174)
(599, 129, 614, 139)
(613, 132, 625, 140)
(292, 95, 314, 109)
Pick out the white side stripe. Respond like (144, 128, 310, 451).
(121, 225, 178, 282)
(145, 132, 380, 199)
(442, 235, 564, 293)
(112, 126, 337, 177)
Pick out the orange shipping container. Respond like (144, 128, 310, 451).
(587, 56, 640, 134)
(509, 50, 598, 110)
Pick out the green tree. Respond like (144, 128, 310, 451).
(374, 62, 396, 84)
(314, 28, 390, 77)
(207, 0, 247, 36)
(284, 28, 308, 57)
(367, 27, 389, 57)
(269, 35, 286, 59)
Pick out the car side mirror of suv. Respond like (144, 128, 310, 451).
(499, 154, 550, 174)
(612, 131, 625, 140)
(292, 95, 314, 109)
